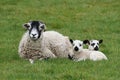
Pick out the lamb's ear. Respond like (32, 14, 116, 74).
(99, 39, 103, 44)
(83, 40, 90, 44)
(23, 23, 30, 30)
(69, 39, 73, 44)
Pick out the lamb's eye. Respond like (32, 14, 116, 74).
(73, 44, 75, 46)
(91, 43, 95, 46)
(79, 44, 82, 46)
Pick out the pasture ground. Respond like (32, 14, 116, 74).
(0, 0, 120, 80)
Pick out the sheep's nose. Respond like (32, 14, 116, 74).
(94, 46, 99, 51)
(74, 46, 79, 51)
(32, 34, 36, 37)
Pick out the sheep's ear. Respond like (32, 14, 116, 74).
(39, 21, 46, 31)
(23, 23, 30, 30)
(40, 23, 46, 30)
(99, 39, 103, 44)
(83, 40, 90, 44)
(69, 39, 73, 44)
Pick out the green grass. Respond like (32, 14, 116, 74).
(0, 0, 120, 80)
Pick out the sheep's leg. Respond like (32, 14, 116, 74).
(39, 57, 50, 61)
(29, 59, 34, 64)
(39, 58, 45, 61)
(38, 49, 56, 61)
(44, 48, 56, 58)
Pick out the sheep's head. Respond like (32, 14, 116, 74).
(23, 21, 46, 41)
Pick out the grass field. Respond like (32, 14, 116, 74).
(0, 0, 120, 80)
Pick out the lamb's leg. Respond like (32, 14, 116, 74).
(76, 57, 86, 62)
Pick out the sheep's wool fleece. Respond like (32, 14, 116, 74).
(18, 31, 73, 59)
(43, 31, 74, 57)
(18, 31, 45, 59)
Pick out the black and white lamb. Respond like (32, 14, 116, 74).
(18, 21, 73, 63)
(83, 39, 103, 51)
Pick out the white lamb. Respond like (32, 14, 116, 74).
(18, 21, 73, 63)
(68, 40, 108, 61)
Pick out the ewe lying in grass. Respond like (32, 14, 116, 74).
(18, 20, 73, 64)
(68, 40, 107, 61)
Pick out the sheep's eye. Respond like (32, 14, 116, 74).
(40, 25, 44, 29)
(97, 43, 99, 45)
(91, 43, 95, 46)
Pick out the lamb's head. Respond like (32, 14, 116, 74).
(84, 39, 103, 51)
(23, 21, 46, 41)
(68, 39, 87, 60)
(70, 39, 86, 52)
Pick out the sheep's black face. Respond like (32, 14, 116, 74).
(23, 21, 46, 41)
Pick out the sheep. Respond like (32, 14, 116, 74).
(18, 20, 73, 64)
(68, 40, 108, 61)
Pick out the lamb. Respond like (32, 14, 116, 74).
(18, 20, 73, 63)
(68, 40, 108, 61)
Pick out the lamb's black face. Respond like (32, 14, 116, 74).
(23, 21, 46, 41)
(89, 40, 103, 51)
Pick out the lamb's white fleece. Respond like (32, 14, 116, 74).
(73, 49, 108, 61)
